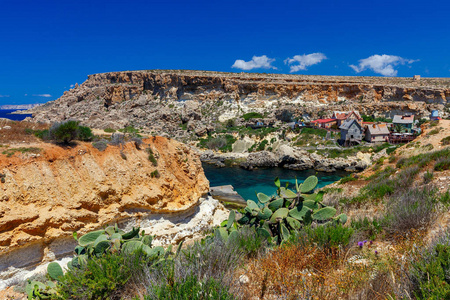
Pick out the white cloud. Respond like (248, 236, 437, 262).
(33, 94, 52, 97)
(350, 54, 418, 76)
(0, 95, 10, 98)
(70, 84, 75, 88)
(232, 55, 276, 71)
(284, 53, 327, 72)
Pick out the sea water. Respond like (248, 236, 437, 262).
(202, 164, 347, 201)
(0, 109, 32, 121)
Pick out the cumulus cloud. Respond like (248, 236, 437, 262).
(33, 94, 52, 97)
(350, 54, 418, 76)
(284, 53, 327, 72)
(70, 84, 75, 88)
(0, 95, 10, 98)
(232, 55, 276, 71)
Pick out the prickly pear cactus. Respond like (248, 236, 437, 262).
(230, 175, 347, 244)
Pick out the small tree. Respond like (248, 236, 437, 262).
(48, 121, 79, 144)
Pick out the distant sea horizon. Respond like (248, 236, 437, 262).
(0, 109, 32, 121)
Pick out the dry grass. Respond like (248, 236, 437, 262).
(238, 234, 425, 300)
(0, 120, 48, 144)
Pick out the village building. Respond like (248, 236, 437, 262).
(392, 114, 414, 133)
(430, 110, 441, 121)
(365, 123, 390, 143)
(332, 111, 363, 126)
(311, 118, 337, 129)
(339, 119, 363, 146)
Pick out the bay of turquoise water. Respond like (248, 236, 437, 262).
(202, 164, 347, 202)
(0, 110, 32, 121)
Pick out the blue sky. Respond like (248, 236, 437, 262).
(1, 0, 449, 105)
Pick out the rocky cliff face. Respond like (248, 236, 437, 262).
(0, 137, 213, 280)
(28, 70, 450, 138)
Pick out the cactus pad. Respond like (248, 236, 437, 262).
(268, 197, 284, 211)
(300, 175, 318, 193)
(280, 187, 297, 199)
(270, 208, 289, 223)
(47, 262, 63, 280)
(78, 230, 105, 247)
(257, 192, 271, 203)
(312, 207, 337, 221)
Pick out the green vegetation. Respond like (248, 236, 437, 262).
(230, 176, 347, 244)
(118, 126, 139, 134)
(147, 276, 235, 300)
(197, 134, 237, 152)
(103, 128, 116, 133)
(32, 121, 94, 144)
(361, 115, 392, 123)
(2, 147, 41, 157)
(441, 136, 450, 145)
(339, 175, 357, 184)
(256, 139, 268, 151)
(410, 233, 450, 299)
(241, 112, 263, 120)
(434, 157, 450, 171)
(147, 148, 158, 166)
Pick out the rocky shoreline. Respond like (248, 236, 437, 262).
(199, 144, 372, 172)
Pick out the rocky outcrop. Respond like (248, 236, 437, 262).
(200, 144, 370, 172)
(26, 71, 450, 139)
(0, 137, 213, 281)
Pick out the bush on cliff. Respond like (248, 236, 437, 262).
(46, 121, 94, 144)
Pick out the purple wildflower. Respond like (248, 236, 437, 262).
(370, 240, 373, 245)
(358, 241, 364, 248)
(363, 240, 368, 244)
(375, 250, 378, 255)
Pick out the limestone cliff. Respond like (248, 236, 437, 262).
(27, 70, 450, 139)
(0, 137, 210, 275)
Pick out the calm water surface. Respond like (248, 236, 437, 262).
(0, 110, 32, 121)
(202, 164, 347, 201)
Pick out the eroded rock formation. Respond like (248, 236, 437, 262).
(27, 70, 450, 139)
(0, 137, 213, 280)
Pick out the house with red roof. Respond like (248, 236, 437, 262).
(332, 111, 363, 126)
(311, 118, 337, 129)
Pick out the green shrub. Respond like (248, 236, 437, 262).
(439, 190, 450, 206)
(48, 121, 79, 144)
(410, 232, 450, 299)
(351, 217, 382, 240)
(147, 148, 158, 166)
(2, 147, 41, 157)
(427, 127, 441, 135)
(423, 171, 434, 184)
(294, 224, 354, 251)
(33, 129, 49, 139)
(150, 170, 160, 178)
(256, 139, 268, 151)
(339, 175, 357, 184)
(242, 112, 263, 120)
(441, 136, 450, 145)
(57, 252, 134, 299)
(434, 157, 450, 171)
(104, 128, 116, 133)
(118, 126, 139, 134)
(146, 275, 235, 300)
(78, 126, 94, 141)
(92, 140, 108, 151)
(301, 127, 327, 138)
(383, 186, 436, 235)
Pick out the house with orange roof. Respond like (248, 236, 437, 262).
(332, 111, 363, 126)
(365, 123, 390, 143)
